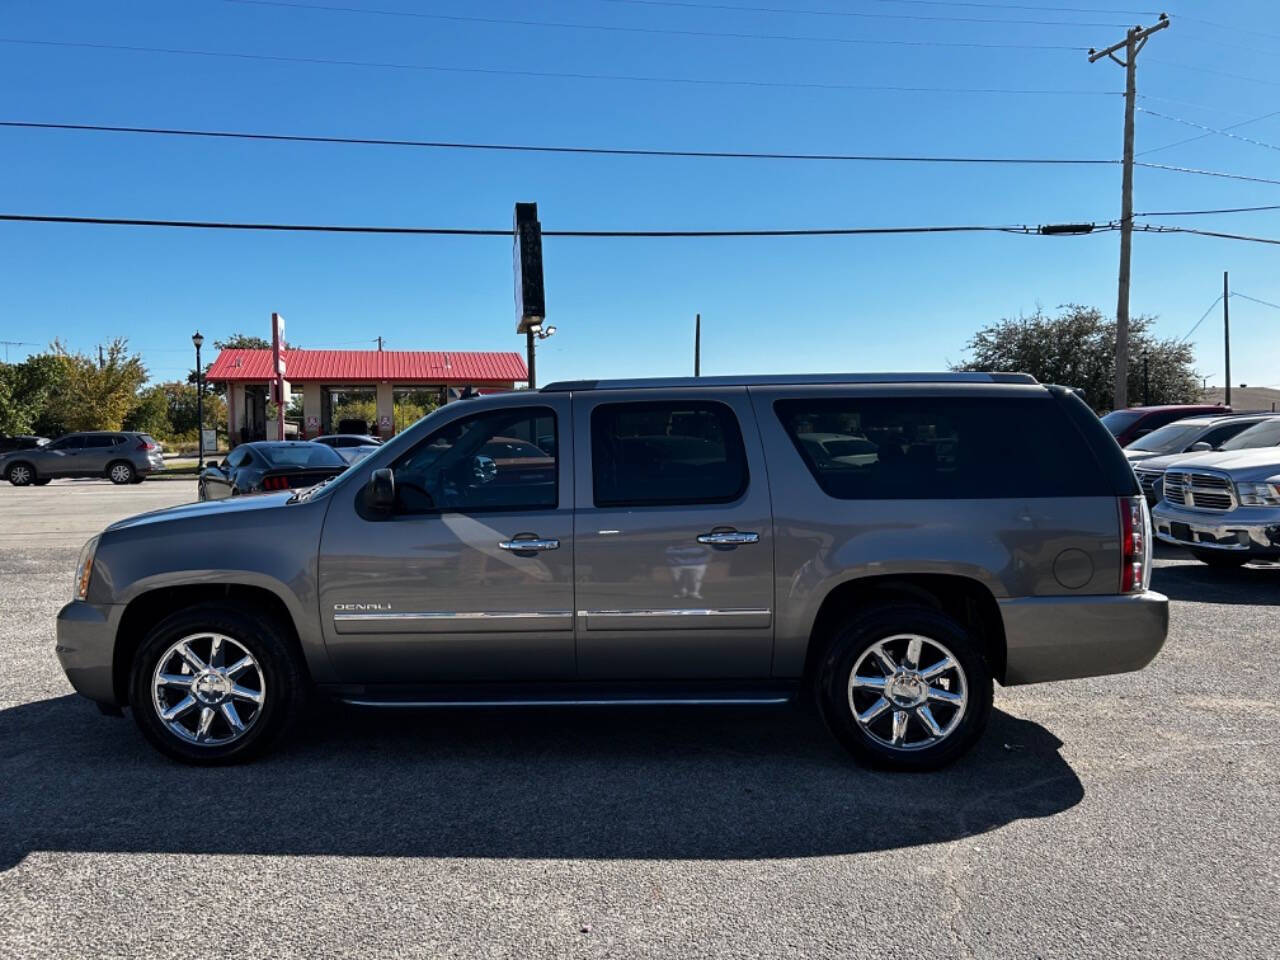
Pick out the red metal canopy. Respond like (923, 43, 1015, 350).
(206, 349, 528, 384)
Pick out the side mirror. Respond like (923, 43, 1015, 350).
(204, 459, 220, 469)
(1188, 441, 1212, 452)
(367, 468, 396, 511)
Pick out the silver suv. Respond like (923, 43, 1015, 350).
(55, 374, 1167, 770)
(2, 431, 164, 486)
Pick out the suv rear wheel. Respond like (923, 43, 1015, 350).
(816, 606, 993, 771)
(129, 604, 308, 764)
(6, 462, 35, 486)
(107, 461, 136, 485)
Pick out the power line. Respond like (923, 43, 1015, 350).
(0, 212, 1098, 238)
(1133, 161, 1280, 188)
(1173, 16, 1280, 45)
(224, 0, 1091, 50)
(1138, 107, 1280, 154)
(586, 0, 1135, 27)
(1134, 224, 1280, 246)
(0, 37, 1118, 96)
(1137, 108, 1280, 158)
(1178, 295, 1223, 343)
(1136, 203, 1280, 217)
(1232, 292, 1280, 312)
(0, 120, 1120, 166)
(1147, 57, 1280, 88)
(863, 0, 1159, 11)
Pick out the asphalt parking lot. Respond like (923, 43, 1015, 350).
(1, 481, 1276, 959)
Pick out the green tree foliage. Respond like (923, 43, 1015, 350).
(0, 354, 67, 435)
(951, 305, 1201, 412)
(51, 339, 150, 431)
(125, 381, 227, 440)
(213, 333, 272, 351)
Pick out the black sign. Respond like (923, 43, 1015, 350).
(514, 202, 545, 333)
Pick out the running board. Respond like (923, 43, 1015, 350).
(324, 681, 799, 709)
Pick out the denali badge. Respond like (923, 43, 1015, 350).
(333, 603, 393, 611)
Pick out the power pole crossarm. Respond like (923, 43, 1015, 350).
(1088, 13, 1170, 413)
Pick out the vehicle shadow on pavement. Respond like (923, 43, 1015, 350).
(0, 697, 1082, 871)
(1153, 562, 1280, 606)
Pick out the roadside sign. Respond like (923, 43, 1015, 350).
(201, 428, 217, 452)
(513, 202, 545, 333)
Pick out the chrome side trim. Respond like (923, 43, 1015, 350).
(334, 610, 572, 623)
(339, 696, 792, 708)
(576, 608, 771, 619)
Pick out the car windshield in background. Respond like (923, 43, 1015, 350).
(1220, 418, 1280, 450)
(259, 444, 347, 468)
(1127, 422, 1202, 452)
(1100, 410, 1143, 435)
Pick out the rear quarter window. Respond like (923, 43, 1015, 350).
(774, 395, 1112, 499)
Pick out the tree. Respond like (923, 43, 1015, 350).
(0, 354, 66, 435)
(213, 333, 272, 351)
(951, 305, 1200, 412)
(51, 339, 149, 431)
(125, 380, 228, 440)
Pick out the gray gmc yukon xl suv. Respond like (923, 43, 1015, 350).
(56, 374, 1167, 770)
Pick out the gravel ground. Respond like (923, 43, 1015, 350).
(0, 480, 1276, 959)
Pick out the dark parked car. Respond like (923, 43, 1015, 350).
(198, 441, 348, 500)
(1, 431, 163, 486)
(0, 434, 49, 453)
(1101, 404, 1230, 447)
(58, 373, 1166, 770)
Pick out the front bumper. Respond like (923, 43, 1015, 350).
(55, 601, 124, 705)
(1152, 501, 1280, 555)
(1000, 591, 1168, 686)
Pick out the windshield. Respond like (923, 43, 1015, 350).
(1220, 418, 1280, 450)
(259, 444, 347, 468)
(1127, 422, 1202, 452)
(1100, 410, 1143, 435)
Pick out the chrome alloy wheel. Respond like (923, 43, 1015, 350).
(151, 633, 266, 746)
(847, 634, 968, 752)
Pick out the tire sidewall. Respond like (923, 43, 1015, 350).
(817, 606, 993, 772)
(7, 462, 34, 486)
(108, 461, 135, 485)
(129, 605, 305, 764)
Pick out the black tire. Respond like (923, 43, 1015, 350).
(1190, 549, 1249, 569)
(6, 461, 35, 486)
(816, 605, 993, 772)
(107, 460, 136, 485)
(129, 603, 309, 764)
(33, 478, 51, 486)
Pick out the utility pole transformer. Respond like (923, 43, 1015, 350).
(1088, 13, 1169, 412)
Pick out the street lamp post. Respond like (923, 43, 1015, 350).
(192, 331, 205, 467)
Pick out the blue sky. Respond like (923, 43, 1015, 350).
(1, 0, 1277, 392)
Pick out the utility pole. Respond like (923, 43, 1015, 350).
(1089, 13, 1169, 412)
(376, 335, 384, 351)
(1223, 271, 1231, 406)
(1142, 350, 1150, 405)
(694, 313, 701, 377)
(526, 328, 536, 390)
(98, 344, 105, 369)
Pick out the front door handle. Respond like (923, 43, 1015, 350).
(697, 531, 760, 545)
(498, 537, 560, 552)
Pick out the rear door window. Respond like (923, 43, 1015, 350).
(591, 400, 748, 507)
(84, 435, 121, 448)
(774, 396, 1110, 499)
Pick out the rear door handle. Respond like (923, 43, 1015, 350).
(697, 531, 760, 545)
(498, 537, 560, 552)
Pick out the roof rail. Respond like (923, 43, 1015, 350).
(540, 372, 1038, 392)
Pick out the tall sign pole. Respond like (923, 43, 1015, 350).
(1088, 13, 1169, 412)
(271, 312, 287, 440)
(514, 202, 546, 389)
(694, 313, 701, 377)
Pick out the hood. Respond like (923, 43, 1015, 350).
(104, 490, 295, 534)
(1163, 447, 1280, 481)
(1129, 449, 1221, 471)
(1124, 449, 1169, 463)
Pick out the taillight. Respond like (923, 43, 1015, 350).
(1118, 496, 1149, 593)
(136, 440, 156, 451)
(263, 475, 289, 490)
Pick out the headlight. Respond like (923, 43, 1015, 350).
(73, 536, 98, 601)
(1236, 480, 1280, 507)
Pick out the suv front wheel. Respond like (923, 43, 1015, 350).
(129, 604, 308, 764)
(817, 606, 993, 771)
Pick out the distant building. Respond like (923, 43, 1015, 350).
(206, 348, 527, 444)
